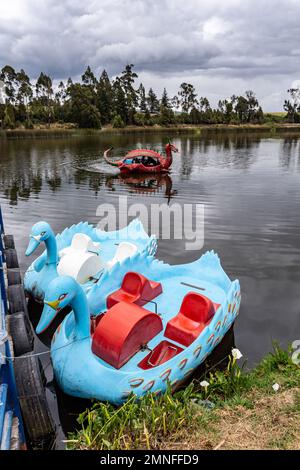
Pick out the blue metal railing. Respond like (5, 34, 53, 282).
(0, 205, 26, 450)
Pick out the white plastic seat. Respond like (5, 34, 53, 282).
(58, 233, 103, 284)
(106, 242, 138, 270)
(59, 233, 101, 258)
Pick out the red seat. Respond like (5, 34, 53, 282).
(92, 301, 163, 369)
(107, 272, 162, 309)
(165, 292, 218, 347)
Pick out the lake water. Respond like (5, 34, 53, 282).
(1, 130, 300, 446)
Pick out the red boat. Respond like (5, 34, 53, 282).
(103, 142, 178, 173)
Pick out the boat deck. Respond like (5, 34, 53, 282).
(120, 274, 226, 372)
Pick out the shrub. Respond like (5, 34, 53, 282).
(78, 104, 101, 129)
(3, 106, 15, 129)
(112, 114, 125, 128)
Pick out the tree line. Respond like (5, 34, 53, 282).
(0, 63, 292, 129)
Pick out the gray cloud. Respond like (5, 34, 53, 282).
(0, 0, 300, 110)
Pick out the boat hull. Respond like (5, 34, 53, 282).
(50, 251, 241, 404)
(119, 164, 169, 174)
(103, 145, 176, 174)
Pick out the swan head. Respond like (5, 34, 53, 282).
(36, 276, 78, 334)
(166, 141, 178, 153)
(26, 221, 53, 256)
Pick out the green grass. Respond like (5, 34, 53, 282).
(67, 384, 198, 450)
(67, 343, 300, 450)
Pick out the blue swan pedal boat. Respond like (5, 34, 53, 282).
(36, 250, 241, 404)
(24, 219, 157, 302)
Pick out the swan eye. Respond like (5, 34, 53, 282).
(41, 231, 46, 236)
(58, 294, 67, 301)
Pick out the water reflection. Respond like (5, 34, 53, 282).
(1, 171, 43, 205)
(0, 133, 280, 205)
(106, 173, 177, 203)
(74, 169, 105, 196)
(280, 137, 300, 170)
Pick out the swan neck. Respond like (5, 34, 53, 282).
(71, 288, 90, 340)
(165, 146, 173, 165)
(45, 233, 58, 265)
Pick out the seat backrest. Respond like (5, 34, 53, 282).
(121, 272, 145, 295)
(87, 239, 101, 254)
(180, 292, 215, 323)
(71, 233, 91, 251)
(115, 242, 137, 262)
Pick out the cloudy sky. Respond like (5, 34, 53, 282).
(0, 0, 299, 110)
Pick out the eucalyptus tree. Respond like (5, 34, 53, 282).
(55, 81, 67, 105)
(97, 70, 113, 124)
(0, 65, 17, 104)
(232, 95, 249, 123)
(218, 99, 233, 123)
(245, 90, 259, 122)
(161, 88, 170, 108)
(67, 77, 73, 88)
(147, 88, 159, 114)
(112, 77, 128, 124)
(178, 82, 198, 113)
(82, 66, 97, 88)
(35, 72, 54, 124)
(171, 95, 180, 110)
(159, 88, 175, 124)
(138, 83, 147, 113)
(14, 69, 33, 124)
(198, 96, 211, 112)
(16, 69, 33, 105)
(53, 81, 67, 121)
(36, 72, 53, 101)
(119, 64, 138, 123)
(66, 82, 101, 128)
(283, 88, 300, 122)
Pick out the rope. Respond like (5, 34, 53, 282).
(0, 335, 90, 361)
(0, 331, 232, 374)
(1, 338, 233, 392)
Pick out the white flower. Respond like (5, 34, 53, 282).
(200, 380, 210, 388)
(272, 383, 280, 392)
(231, 348, 243, 360)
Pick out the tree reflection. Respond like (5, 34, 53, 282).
(1, 172, 42, 204)
(280, 137, 300, 170)
(177, 133, 259, 177)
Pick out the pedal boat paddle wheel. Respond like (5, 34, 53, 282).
(36, 251, 241, 404)
(103, 142, 178, 174)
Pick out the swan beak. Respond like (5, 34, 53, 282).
(44, 299, 60, 310)
(25, 235, 41, 256)
(36, 299, 60, 334)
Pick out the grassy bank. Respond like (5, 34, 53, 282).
(67, 344, 299, 450)
(2, 122, 300, 140)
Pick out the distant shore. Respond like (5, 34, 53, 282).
(1, 122, 300, 139)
